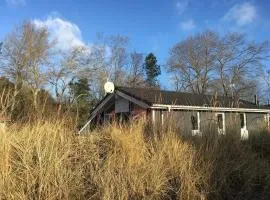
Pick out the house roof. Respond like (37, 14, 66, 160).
(80, 86, 268, 133)
(117, 86, 265, 109)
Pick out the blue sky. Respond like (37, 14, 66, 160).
(1, 0, 270, 89)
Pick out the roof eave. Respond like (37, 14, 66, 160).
(116, 90, 151, 108)
(151, 104, 270, 113)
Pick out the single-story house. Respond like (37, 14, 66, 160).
(79, 86, 270, 139)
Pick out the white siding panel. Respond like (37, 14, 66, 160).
(115, 97, 130, 113)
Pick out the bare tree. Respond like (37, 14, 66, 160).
(0, 22, 32, 114)
(215, 33, 268, 99)
(49, 44, 105, 112)
(168, 31, 269, 99)
(0, 42, 3, 56)
(126, 51, 145, 87)
(97, 34, 129, 86)
(21, 22, 54, 111)
(171, 71, 185, 91)
(48, 52, 71, 114)
(262, 70, 270, 104)
(167, 31, 218, 94)
(73, 44, 108, 100)
(108, 35, 129, 85)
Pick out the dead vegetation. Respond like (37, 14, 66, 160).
(0, 120, 270, 200)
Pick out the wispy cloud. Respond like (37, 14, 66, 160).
(32, 16, 86, 51)
(222, 2, 256, 26)
(180, 19, 196, 31)
(175, 0, 189, 15)
(150, 32, 169, 53)
(6, 0, 26, 6)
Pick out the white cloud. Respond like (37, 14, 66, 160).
(176, 0, 189, 15)
(223, 2, 256, 26)
(6, 0, 26, 6)
(32, 16, 85, 51)
(180, 19, 196, 31)
(150, 32, 169, 53)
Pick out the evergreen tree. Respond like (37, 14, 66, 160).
(69, 78, 91, 104)
(143, 53, 161, 87)
(69, 78, 95, 128)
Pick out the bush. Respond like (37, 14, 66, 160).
(195, 131, 270, 200)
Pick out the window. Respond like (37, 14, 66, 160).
(240, 113, 245, 128)
(191, 115, 198, 130)
(104, 113, 114, 123)
(217, 114, 223, 129)
(265, 114, 270, 128)
(240, 113, 248, 140)
(240, 113, 247, 129)
(216, 113, 225, 135)
(191, 112, 201, 136)
(161, 110, 164, 125)
(268, 114, 270, 128)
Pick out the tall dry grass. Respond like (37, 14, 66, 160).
(0, 120, 81, 199)
(0, 119, 270, 199)
(0, 120, 207, 200)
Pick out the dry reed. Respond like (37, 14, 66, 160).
(0, 119, 269, 200)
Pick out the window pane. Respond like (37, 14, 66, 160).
(240, 114, 244, 128)
(217, 114, 223, 129)
(191, 115, 198, 130)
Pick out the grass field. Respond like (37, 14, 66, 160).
(0, 119, 270, 200)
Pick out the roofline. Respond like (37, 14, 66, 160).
(116, 87, 152, 105)
(78, 93, 115, 134)
(116, 86, 263, 109)
(78, 90, 150, 134)
(151, 104, 270, 113)
(116, 91, 150, 108)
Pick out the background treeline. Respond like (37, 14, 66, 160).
(0, 21, 269, 127)
(0, 22, 161, 127)
(168, 31, 269, 100)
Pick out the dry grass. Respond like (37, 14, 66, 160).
(79, 124, 207, 200)
(0, 119, 270, 200)
(0, 120, 81, 199)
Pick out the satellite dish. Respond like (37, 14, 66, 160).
(104, 81, 115, 93)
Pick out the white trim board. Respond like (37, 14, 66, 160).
(216, 112, 226, 135)
(191, 112, 201, 136)
(116, 91, 150, 109)
(151, 104, 270, 113)
(78, 93, 115, 134)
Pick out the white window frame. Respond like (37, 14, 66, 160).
(240, 113, 249, 140)
(152, 109, 155, 124)
(265, 113, 270, 128)
(240, 113, 247, 130)
(161, 110, 164, 126)
(216, 113, 225, 135)
(191, 112, 201, 136)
